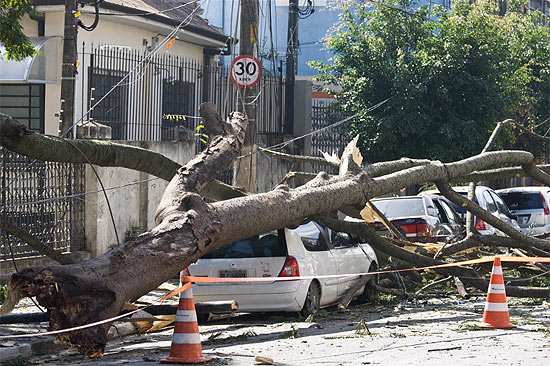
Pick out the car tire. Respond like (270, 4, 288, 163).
(300, 281, 321, 317)
(357, 264, 379, 304)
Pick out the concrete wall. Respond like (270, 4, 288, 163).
(84, 138, 195, 256)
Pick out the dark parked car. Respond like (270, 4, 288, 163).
(370, 195, 464, 242)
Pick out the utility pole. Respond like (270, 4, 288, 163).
(59, 0, 78, 137)
(234, 0, 259, 192)
(284, 0, 298, 135)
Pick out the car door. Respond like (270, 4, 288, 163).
(328, 229, 372, 297)
(437, 199, 464, 238)
(294, 221, 339, 306)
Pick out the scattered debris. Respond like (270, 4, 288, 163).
(355, 320, 371, 335)
(427, 346, 462, 352)
(279, 325, 299, 339)
(254, 355, 274, 365)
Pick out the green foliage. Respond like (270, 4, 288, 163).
(0, 0, 39, 60)
(279, 324, 299, 339)
(124, 226, 145, 242)
(312, 0, 550, 162)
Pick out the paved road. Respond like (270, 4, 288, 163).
(14, 295, 550, 366)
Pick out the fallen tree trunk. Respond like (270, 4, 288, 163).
(2, 104, 550, 357)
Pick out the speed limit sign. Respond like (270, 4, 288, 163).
(230, 55, 262, 88)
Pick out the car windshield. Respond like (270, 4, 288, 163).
(202, 231, 287, 259)
(372, 198, 426, 218)
(499, 192, 543, 210)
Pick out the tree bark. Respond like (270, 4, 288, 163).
(3, 106, 550, 357)
(0, 112, 246, 202)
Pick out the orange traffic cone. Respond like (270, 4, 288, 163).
(477, 257, 515, 329)
(160, 271, 211, 364)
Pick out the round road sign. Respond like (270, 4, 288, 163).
(230, 55, 262, 88)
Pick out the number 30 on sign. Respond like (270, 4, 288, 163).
(230, 55, 262, 88)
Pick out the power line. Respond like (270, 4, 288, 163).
(3, 99, 391, 209)
(81, 0, 200, 17)
(0, 0, 208, 196)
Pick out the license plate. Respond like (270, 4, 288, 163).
(219, 269, 247, 278)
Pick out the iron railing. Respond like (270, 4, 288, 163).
(78, 44, 285, 144)
(311, 99, 349, 174)
(0, 148, 85, 260)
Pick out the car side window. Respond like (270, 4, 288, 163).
(432, 200, 449, 223)
(490, 192, 513, 218)
(330, 231, 355, 248)
(296, 221, 329, 252)
(439, 200, 460, 225)
(482, 191, 498, 213)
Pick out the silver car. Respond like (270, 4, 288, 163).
(496, 187, 550, 237)
(419, 186, 521, 235)
(188, 220, 378, 317)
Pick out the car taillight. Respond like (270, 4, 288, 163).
(475, 217, 487, 231)
(278, 256, 300, 277)
(400, 222, 430, 237)
(539, 192, 549, 215)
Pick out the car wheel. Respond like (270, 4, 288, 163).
(300, 281, 321, 317)
(357, 264, 379, 304)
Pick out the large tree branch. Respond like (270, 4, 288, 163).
(3, 122, 543, 356)
(452, 164, 550, 183)
(0, 217, 75, 265)
(0, 112, 180, 181)
(0, 112, 245, 202)
(317, 217, 550, 298)
(465, 119, 513, 234)
(435, 182, 550, 251)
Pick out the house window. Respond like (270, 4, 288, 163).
(88, 68, 128, 140)
(161, 79, 194, 140)
(0, 84, 44, 133)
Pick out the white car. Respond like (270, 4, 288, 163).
(496, 187, 550, 237)
(188, 220, 378, 316)
(419, 185, 520, 235)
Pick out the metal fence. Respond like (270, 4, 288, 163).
(78, 44, 285, 144)
(0, 148, 85, 260)
(311, 99, 349, 174)
(77, 44, 286, 186)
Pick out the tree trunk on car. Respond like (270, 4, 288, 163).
(2, 106, 550, 356)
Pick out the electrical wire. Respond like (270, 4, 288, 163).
(0, 0, 208, 196)
(62, 138, 121, 247)
(4, 177, 160, 210)
(81, 0, 200, 17)
(1, 100, 390, 210)
(78, 0, 102, 31)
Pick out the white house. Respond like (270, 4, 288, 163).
(0, 0, 230, 138)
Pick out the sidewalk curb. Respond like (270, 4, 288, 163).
(0, 337, 66, 362)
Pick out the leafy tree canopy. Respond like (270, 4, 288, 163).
(312, 0, 550, 162)
(0, 0, 38, 60)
